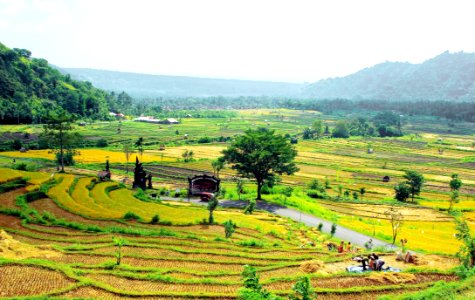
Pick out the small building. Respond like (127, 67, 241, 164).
(134, 116, 162, 124)
(159, 118, 180, 124)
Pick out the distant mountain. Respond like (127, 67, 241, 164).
(62, 68, 304, 98)
(304, 51, 475, 101)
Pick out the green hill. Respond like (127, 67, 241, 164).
(0, 42, 128, 124)
(304, 51, 475, 101)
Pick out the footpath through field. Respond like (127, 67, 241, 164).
(161, 196, 397, 250)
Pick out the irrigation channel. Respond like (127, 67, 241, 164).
(161, 196, 398, 250)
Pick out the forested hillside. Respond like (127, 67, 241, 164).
(0, 42, 132, 124)
(304, 51, 475, 101)
(63, 68, 304, 98)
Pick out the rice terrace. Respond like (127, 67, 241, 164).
(2, 1, 475, 299)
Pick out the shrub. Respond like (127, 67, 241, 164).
(282, 186, 293, 197)
(150, 214, 160, 224)
(330, 223, 337, 237)
(224, 219, 236, 238)
(123, 211, 141, 221)
(317, 223, 323, 231)
(306, 189, 326, 199)
(96, 138, 108, 147)
(239, 239, 264, 248)
(12, 163, 28, 170)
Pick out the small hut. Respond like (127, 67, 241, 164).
(382, 176, 390, 182)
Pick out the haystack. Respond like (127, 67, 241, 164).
(368, 272, 416, 284)
(0, 230, 60, 259)
(300, 260, 325, 273)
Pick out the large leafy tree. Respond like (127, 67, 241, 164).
(221, 128, 298, 200)
(404, 170, 425, 202)
(449, 174, 463, 211)
(41, 109, 80, 172)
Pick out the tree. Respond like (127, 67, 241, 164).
(211, 158, 225, 178)
(332, 121, 350, 138)
(385, 206, 403, 245)
(135, 137, 144, 160)
(236, 178, 244, 200)
(207, 196, 218, 224)
(289, 276, 316, 300)
(112, 236, 127, 265)
(238, 265, 278, 300)
(449, 174, 463, 211)
(221, 128, 298, 200)
(330, 223, 337, 237)
(224, 219, 236, 238)
(182, 149, 194, 162)
(244, 199, 256, 214)
(313, 120, 324, 139)
(42, 110, 79, 172)
(404, 170, 425, 202)
(359, 187, 366, 200)
(302, 127, 314, 140)
(455, 218, 475, 268)
(123, 140, 133, 174)
(394, 182, 410, 202)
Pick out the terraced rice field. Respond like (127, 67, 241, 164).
(0, 170, 463, 298)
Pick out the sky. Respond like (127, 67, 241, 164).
(1, 0, 475, 83)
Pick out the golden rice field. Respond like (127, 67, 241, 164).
(0, 170, 465, 298)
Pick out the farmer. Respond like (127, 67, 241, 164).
(337, 241, 345, 253)
(346, 241, 352, 252)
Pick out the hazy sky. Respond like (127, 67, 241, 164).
(1, 0, 475, 82)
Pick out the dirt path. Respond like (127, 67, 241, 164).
(161, 196, 397, 250)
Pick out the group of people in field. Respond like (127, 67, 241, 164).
(353, 253, 385, 271)
(326, 241, 355, 253)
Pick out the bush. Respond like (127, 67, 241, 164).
(96, 138, 108, 147)
(239, 239, 264, 248)
(123, 211, 141, 221)
(306, 189, 326, 199)
(197, 136, 212, 143)
(12, 163, 28, 170)
(330, 223, 337, 237)
(150, 214, 160, 224)
(281, 186, 293, 197)
(224, 219, 236, 238)
(261, 184, 272, 195)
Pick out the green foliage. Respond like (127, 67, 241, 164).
(55, 150, 76, 166)
(182, 149, 194, 162)
(244, 199, 256, 214)
(289, 276, 316, 300)
(112, 236, 127, 266)
(330, 223, 337, 237)
(239, 265, 280, 300)
(317, 223, 323, 232)
(221, 128, 298, 200)
(207, 196, 218, 224)
(404, 170, 425, 202)
(332, 121, 350, 138)
(306, 189, 326, 199)
(150, 214, 160, 224)
(123, 211, 142, 221)
(96, 138, 108, 147)
(281, 186, 293, 197)
(12, 162, 27, 170)
(449, 174, 463, 211)
(211, 158, 225, 178)
(0, 42, 123, 124)
(223, 219, 236, 238)
(394, 182, 411, 202)
(455, 218, 475, 268)
(239, 239, 264, 248)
